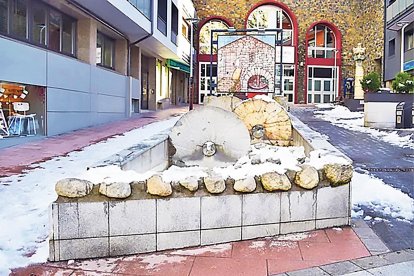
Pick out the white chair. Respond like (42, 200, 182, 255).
(8, 102, 37, 136)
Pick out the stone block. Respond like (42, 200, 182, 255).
(351, 255, 391, 270)
(286, 267, 330, 276)
(59, 237, 109, 261)
(157, 231, 200, 251)
(58, 202, 79, 239)
(157, 197, 200, 232)
(242, 193, 280, 226)
(316, 185, 350, 219)
(48, 240, 57, 262)
(78, 201, 109, 238)
(49, 203, 59, 240)
(280, 190, 316, 222)
(316, 217, 349, 229)
(110, 234, 156, 256)
(242, 224, 280, 240)
(201, 227, 241, 245)
(320, 261, 362, 275)
(280, 220, 316, 234)
(109, 199, 156, 236)
(201, 195, 242, 229)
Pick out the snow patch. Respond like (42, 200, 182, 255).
(253, 94, 275, 103)
(269, 241, 297, 248)
(249, 240, 266, 249)
(170, 243, 231, 256)
(135, 254, 188, 270)
(276, 232, 310, 241)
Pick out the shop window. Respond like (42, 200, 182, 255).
(0, 0, 76, 56)
(11, 0, 27, 39)
(97, 32, 114, 69)
(307, 24, 337, 58)
(389, 39, 395, 56)
(199, 19, 229, 54)
(0, 0, 8, 33)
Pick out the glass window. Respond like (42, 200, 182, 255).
(404, 30, 413, 51)
(32, 2, 46, 45)
(314, 94, 321, 103)
(307, 24, 337, 58)
(314, 80, 321, 91)
(284, 65, 294, 76)
(308, 94, 312, 103)
(62, 15, 74, 54)
(48, 9, 61, 51)
(323, 94, 331, 103)
(11, 0, 27, 39)
(323, 80, 331, 91)
(314, 67, 332, 78)
(284, 79, 293, 91)
(97, 32, 114, 68)
(0, 0, 8, 33)
(128, 0, 151, 19)
(308, 79, 312, 91)
(389, 39, 395, 56)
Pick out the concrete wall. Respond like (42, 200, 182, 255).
(0, 37, 139, 136)
(364, 102, 399, 128)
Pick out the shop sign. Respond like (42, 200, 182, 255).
(403, 60, 414, 72)
(166, 59, 190, 73)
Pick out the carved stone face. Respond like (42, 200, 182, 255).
(202, 141, 217, 157)
(252, 124, 265, 139)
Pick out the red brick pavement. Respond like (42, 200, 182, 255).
(0, 107, 188, 177)
(10, 227, 371, 276)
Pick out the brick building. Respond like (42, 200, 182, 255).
(193, 0, 384, 104)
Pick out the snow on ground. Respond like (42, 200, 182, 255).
(351, 171, 414, 222)
(0, 116, 180, 275)
(314, 105, 414, 149)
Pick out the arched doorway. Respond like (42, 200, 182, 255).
(197, 18, 232, 103)
(305, 22, 342, 104)
(245, 2, 298, 103)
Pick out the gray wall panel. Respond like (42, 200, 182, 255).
(0, 37, 47, 85)
(47, 52, 91, 92)
(96, 112, 125, 125)
(47, 112, 92, 136)
(97, 94, 125, 113)
(91, 66, 127, 96)
(47, 88, 91, 112)
(131, 77, 141, 99)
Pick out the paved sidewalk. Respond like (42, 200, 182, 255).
(0, 107, 188, 177)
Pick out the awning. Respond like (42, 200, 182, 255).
(166, 59, 190, 74)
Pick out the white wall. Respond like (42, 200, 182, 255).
(364, 102, 399, 129)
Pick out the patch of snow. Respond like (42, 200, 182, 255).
(269, 241, 296, 248)
(332, 227, 343, 231)
(0, 116, 180, 275)
(275, 232, 310, 241)
(364, 216, 372, 221)
(315, 106, 414, 149)
(249, 240, 266, 249)
(352, 209, 364, 218)
(81, 165, 155, 184)
(306, 149, 350, 170)
(315, 103, 335, 109)
(161, 165, 208, 182)
(253, 94, 275, 103)
(170, 243, 231, 256)
(135, 254, 188, 271)
(352, 172, 414, 221)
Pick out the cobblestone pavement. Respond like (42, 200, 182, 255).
(291, 106, 414, 251)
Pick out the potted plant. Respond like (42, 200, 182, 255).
(360, 72, 381, 93)
(392, 72, 414, 93)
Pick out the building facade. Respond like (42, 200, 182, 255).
(384, 0, 414, 86)
(0, 0, 195, 137)
(193, 0, 384, 104)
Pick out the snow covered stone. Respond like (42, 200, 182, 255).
(294, 165, 319, 189)
(99, 182, 131, 198)
(204, 174, 226, 194)
(55, 178, 93, 198)
(324, 164, 353, 186)
(233, 177, 256, 193)
(261, 172, 291, 191)
(147, 175, 172, 197)
(179, 176, 199, 192)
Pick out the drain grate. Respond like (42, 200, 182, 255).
(365, 167, 414, 172)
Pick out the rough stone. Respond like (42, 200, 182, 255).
(146, 175, 172, 197)
(204, 173, 226, 194)
(233, 177, 256, 193)
(294, 165, 319, 189)
(204, 95, 242, 111)
(99, 182, 131, 199)
(324, 163, 353, 186)
(261, 172, 291, 191)
(179, 176, 200, 192)
(55, 178, 93, 198)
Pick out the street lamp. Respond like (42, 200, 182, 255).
(396, 21, 409, 72)
(185, 17, 199, 111)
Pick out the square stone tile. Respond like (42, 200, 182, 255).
(280, 220, 316, 234)
(232, 239, 302, 260)
(109, 199, 156, 236)
(316, 217, 349, 229)
(242, 193, 280, 226)
(286, 267, 330, 276)
(242, 223, 279, 240)
(268, 259, 329, 275)
(361, 238, 389, 254)
(382, 250, 414, 263)
(325, 227, 362, 243)
(201, 195, 242, 229)
(367, 260, 414, 275)
(110, 234, 156, 256)
(58, 202, 79, 239)
(351, 255, 391, 270)
(281, 190, 316, 222)
(157, 197, 200, 232)
(59, 237, 109, 261)
(201, 227, 241, 245)
(157, 230, 200, 251)
(78, 201, 109, 238)
(190, 256, 267, 276)
(316, 185, 350, 219)
(320, 261, 362, 275)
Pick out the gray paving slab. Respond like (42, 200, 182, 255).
(381, 250, 414, 263)
(351, 255, 392, 270)
(286, 267, 330, 276)
(320, 261, 362, 275)
(342, 271, 373, 276)
(367, 260, 414, 275)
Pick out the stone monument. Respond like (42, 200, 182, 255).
(353, 43, 366, 100)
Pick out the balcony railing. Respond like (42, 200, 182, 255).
(387, 0, 413, 22)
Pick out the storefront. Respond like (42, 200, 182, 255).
(0, 82, 46, 138)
